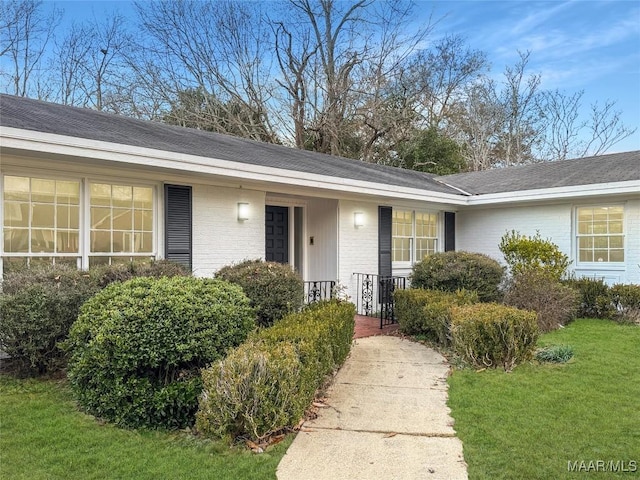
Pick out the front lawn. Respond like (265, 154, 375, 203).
(0, 375, 291, 480)
(448, 319, 640, 479)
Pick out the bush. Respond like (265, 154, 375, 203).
(394, 289, 478, 344)
(504, 271, 580, 333)
(409, 251, 504, 302)
(535, 345, 574, 363)
(563, 277, 613, 318)
(451, 303, 539, 371)
(89, 259, 189, 288)
(499, 230, 571, 280)
(64, 276, 255, 429)
(216, 259, 304, 327)
(0, 261, 188, 376)
(610, 284, 640, 324)
(196, 300, 355, 442)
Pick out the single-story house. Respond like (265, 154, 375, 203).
(1, 94, 638, 307)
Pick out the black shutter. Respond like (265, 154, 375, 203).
(378, 206, 392, 277)
(165, 184, 192, 270)
(444, 211, 455, 252)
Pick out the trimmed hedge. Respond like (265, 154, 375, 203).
(64, 276, 255, 429)
(216, 259, 304, 327)
(0, 261, 187, 375)
(451, 303, 539, 371)
(504, 271, 580, 332)
(196, 300, 355, 442)
(394, 289, 478, 344)
(409, 251, 504, 302)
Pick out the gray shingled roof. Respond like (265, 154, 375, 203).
(0, 94, 460, 195)
(437, 151, 640, 194)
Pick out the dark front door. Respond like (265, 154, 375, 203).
(265, 206, 289, 263)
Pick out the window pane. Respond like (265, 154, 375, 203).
(4, 229, 29, 253)
(134, 210, 153, 231)
(392, 238, 411, 262)
(609, 236, 623, 249)
(4, 176, 30, 201)
(91, 207, 111, 230)
(31, 229, 55, 252)
(56, 181, 79, 205)
(609, 221, 623, 234)
(112, 185, 133, 208)
(32, 204, 55, 228)
(3, 202, 29, 227)
(56, 231, 79, 253)
(135, 232, 153, 253)
(91, 184, 112, 206)
(32, 179, 56, 203)
(578, 221, 591, 235)
(593, 250, 608, 262)
(610, 250, 624, 262)
(579, 249, 592, 262)
(112, 209, 132, 230)
(112, 231, 130, 252)
(91, 231, 112, 252)
(56, 205, 79, 229)
(134, 187, 153, 209)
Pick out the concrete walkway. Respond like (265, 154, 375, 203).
(277, 336, 468, 480)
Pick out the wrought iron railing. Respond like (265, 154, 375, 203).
(353, 273, 407, 328)
(303, 280, 336, 304)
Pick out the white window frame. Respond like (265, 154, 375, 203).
(575, 204, 625, 266)
(392, 209, 440, 268)
(1, 172, 159, 274)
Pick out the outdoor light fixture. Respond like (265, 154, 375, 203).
(237, 202, 250, 221)
(354, 212, 365, 228)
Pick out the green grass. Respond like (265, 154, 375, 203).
(448, 319, 640, 479)
(0, 376, 291, 479)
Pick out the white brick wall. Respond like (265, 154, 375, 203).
(192, 184, 265, 277)
(337, 200, 380, 300)
(457, 197, 640, 284)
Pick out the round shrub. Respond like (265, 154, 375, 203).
(451, 303, 539, 371)
(0, 261, 188, 376)
(216, 259, 304, 327)
(409, 251, 504, 302)
(64, 276, 255, 429)
(504, 271, 580, 333)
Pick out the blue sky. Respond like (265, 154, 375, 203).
(48, 0, 640, 152)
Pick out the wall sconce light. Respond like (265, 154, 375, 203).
(237, 202, 250, 221)
(354, 212, 365, 228)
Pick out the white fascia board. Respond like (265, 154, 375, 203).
(0, 126, 467, 206)
(465, 180, 640, 206)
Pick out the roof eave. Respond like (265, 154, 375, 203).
(464, 181, 640, 206)
(0, 126, 468, 205)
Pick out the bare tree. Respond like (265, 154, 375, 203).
(47, 22, 92, 105)
(496, 51, 543, 166)
(0, 0, 60, 97)
(581, 100, 636, 157)
(455, 81, 505, 171)
(132, 0, 277, 141)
